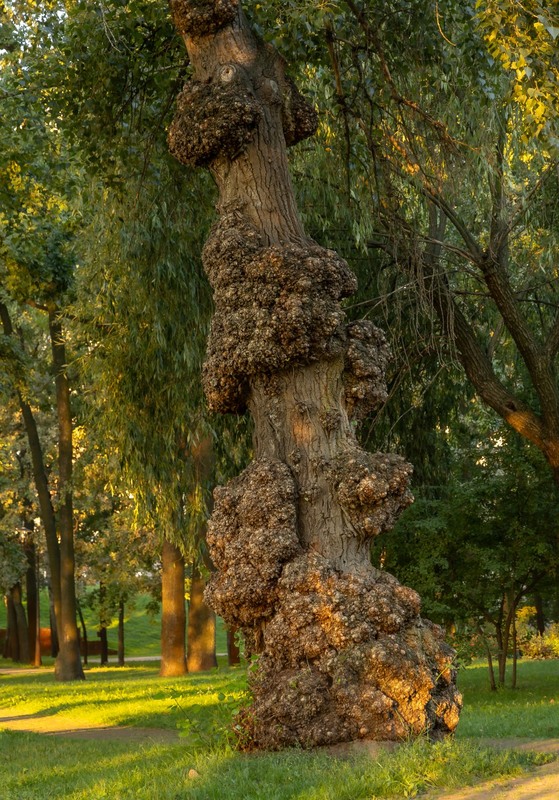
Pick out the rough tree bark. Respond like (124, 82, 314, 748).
(168, 0, 461, 749)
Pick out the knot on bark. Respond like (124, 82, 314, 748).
(281, 76, 318, 146)
(168, 75, 261, 167)
(201, 214, 358, 413)
(343, 321, 391, 421)
(169, 0, 237, 38)
(332, 446, 413, 540)
(204, 458, 301, 628)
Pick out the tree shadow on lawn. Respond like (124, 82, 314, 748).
(0, 666, 245, 730)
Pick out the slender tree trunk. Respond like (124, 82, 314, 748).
(477, 624, 497, 690)
(48, 583, 59, 657)
(159, 537, 187, 677)
(227, 627, 241, 666)
(0, 304, 63, 653)
(12, 583, 30, 664)
(49, 310, 84, 681)
(4, 592, 19, 660)
(0, 301, 82, 679)
(99, 625, 109, 666)
(24, 532, 41, 667)
(118, 599, 125, 666)
(98, 581, 109, 666)
(77, 601, 88, 666)
(187, 563, 217, 672)
(168, 0, 461, 749)
(534, 593, 546, 635)
(487, 648, 497, 691)
(511, 614, 518, 690)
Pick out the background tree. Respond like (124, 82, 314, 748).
(0, 9, 85, 677)
(375, 409, 559, 688)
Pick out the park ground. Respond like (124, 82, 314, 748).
(0, 658, 558, 799)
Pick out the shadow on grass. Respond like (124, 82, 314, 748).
(0, 666, 247, 732)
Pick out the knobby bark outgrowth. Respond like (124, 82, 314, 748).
(168, 0, 461, 749)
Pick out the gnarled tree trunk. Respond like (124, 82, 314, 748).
(168, 0, 461, 749)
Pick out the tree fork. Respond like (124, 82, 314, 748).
(168, 0, 461, 749)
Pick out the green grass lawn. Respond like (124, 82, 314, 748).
(456, 659, 559, 740)
(0, 659, 557, 799)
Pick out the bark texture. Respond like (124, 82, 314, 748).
(169, 0, 461, 749)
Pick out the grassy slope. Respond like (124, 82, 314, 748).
(0, 659, 557, 799)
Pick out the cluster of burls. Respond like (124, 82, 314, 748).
(201, 214, 357, 413)
(333, 445, 414, 540)
(168, 75, 262, 167)
(205, 456, 462, 750)
(169, 0, 237, 38)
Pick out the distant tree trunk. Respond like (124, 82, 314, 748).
(12, 583, 30, 663)
(511, 614, 518, 690)
(3, 592, 19, 660)
(227, 627, 241, 666)
(48, 584, 59, 657)
(487, 649, 497, 691)
(99, 626, 109, 665)
(0, 301, 83, 680)
(98, 581, 109, 666)
(49, 310, 84, 681)
(77, 601, 88, 666)
(534, 593, 545, 636)
(168, 0, 461, 749)
(159, 537, 187, 677)
(24, 532, 41, 667)
(187, 563, 217, 672)
(118, 599, 125, 666)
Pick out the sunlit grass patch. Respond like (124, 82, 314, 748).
(456, 658, 559, 739)
(0, 665, 246, 731)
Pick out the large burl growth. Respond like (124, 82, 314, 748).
(168, 0, 462, 749)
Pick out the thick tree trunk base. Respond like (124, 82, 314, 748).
(54, 641, 85, 681)
(207, 545, 461, 751)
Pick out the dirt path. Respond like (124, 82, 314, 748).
(428, 739, 559, 800)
